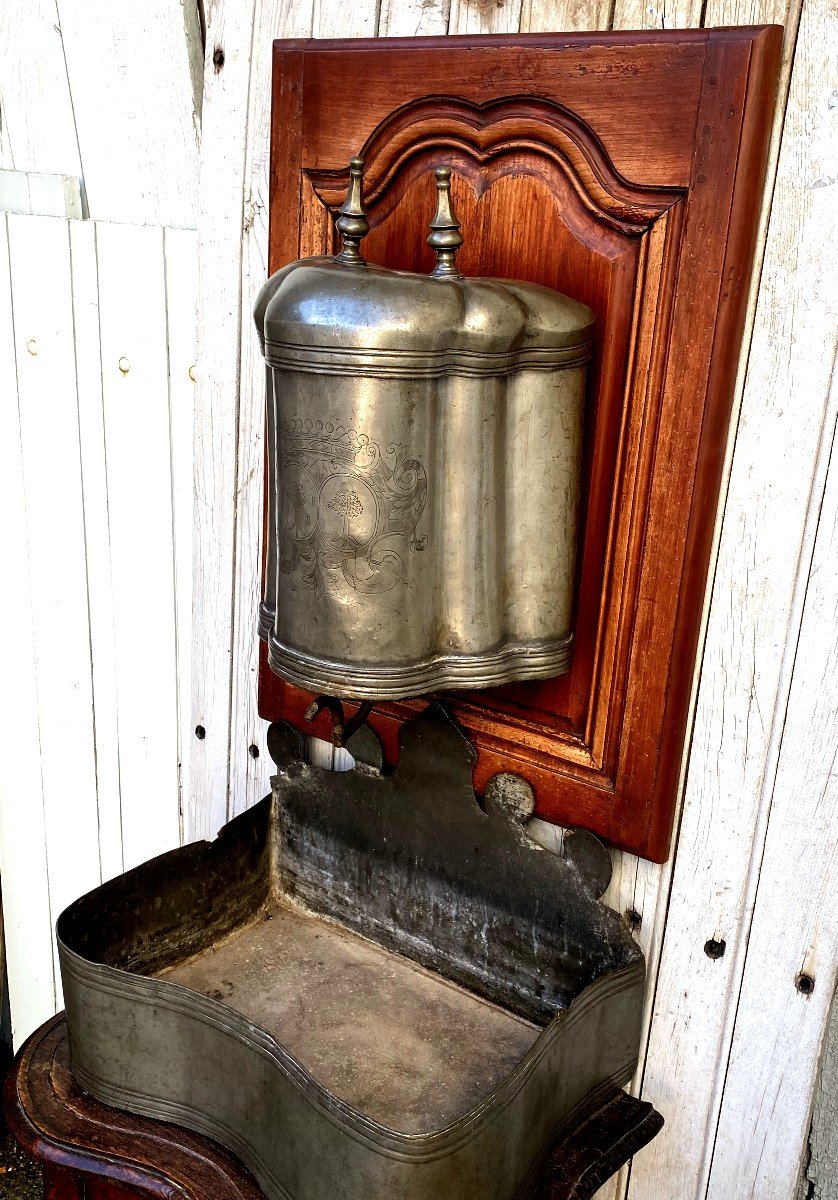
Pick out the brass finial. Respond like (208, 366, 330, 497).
(428, 167, 463, 280)
(334, 157, 369, 266)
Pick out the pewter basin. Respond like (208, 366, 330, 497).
(58, 707, 642, 1200)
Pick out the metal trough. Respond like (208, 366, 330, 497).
(58, 706, 648, 1200)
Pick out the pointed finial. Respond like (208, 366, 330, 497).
(428, 167, 464, 280)
(334, 157, 369, 266)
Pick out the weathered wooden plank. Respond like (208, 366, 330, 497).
(96, 222, 181, 870)
(52, 0, 200, 226)
(314, 0, 378, 34)
(708, 391, 837, 1198)
(798, 990, 838, 1200)
(190, 0, 260, 842)
(6, 215, 101, 987)
(0, 215, 57, 1046)
(378, 0, 450, 34)
(164, 227, 200, 845)
(0, 169, 84, 218)
(611, 0, 702, 29)
(70, 221, 124, 884)
(520, 0, 609, 30)
(448, 0, 524, 34)
(704, 2, 838, 1190)
(0, 0, 82, 178)
(628, 2, 834, 1195)
(228, 0, 316, 820)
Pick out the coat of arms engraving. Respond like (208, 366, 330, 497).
(279, 419, 427, 594)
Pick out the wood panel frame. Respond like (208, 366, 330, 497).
(259, 28, 782, 862)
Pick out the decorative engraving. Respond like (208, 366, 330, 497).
(279, 419, 427, 594)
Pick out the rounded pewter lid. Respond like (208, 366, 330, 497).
(255, 158, 594, 376)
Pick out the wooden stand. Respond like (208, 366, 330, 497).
(5, 1016, 662, 1200)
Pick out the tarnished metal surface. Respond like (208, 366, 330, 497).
(255, 163, 594, 698)
(58, 706, 643, 1200)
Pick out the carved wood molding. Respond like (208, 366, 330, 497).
(307, 95, 682, 235)
(262, 29, 783, 861)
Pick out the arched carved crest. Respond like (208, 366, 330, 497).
(306, 95, 684, 237)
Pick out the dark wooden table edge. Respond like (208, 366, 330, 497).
(4, 1015, 663, 1200)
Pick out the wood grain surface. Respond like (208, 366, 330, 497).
(257, 28, 783, 862)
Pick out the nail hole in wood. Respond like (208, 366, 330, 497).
(625, 908, 642, 931)
(248, 744, 260, 759)
(195, 725, 206, 740)
(704, 938, 726, 960)
(796, 972, 815, 996)
(213, 46, 225, 73)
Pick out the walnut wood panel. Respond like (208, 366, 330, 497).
(5, 1016, 663, 1200)
(260, 29, 783, 861)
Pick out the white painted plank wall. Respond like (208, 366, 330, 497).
(0, 218, 197, 1045)
(705, 0, 838, 1186)
(0, 0, 201, 1048)
(6, 216, 102, 945)
(166, 229, 201, 843)
(96, 224, 183, 869)
(190, 0, 261, 841)
(71, 222, 125, 882)
(0, 217, 57, 1036)
(0, 0, 201, 226)
(0, 3, 835, 1198)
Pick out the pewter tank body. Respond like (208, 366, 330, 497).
(255, 161, 594, 699)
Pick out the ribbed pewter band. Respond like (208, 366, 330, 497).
(258, 601, 274, 641)
(267, 631, 574, 699)
(264, 340, 592, 378)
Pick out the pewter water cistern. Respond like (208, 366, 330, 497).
(255, 160, 594, 699)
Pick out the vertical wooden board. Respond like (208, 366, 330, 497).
(53, 0, 200, 227)
(314, 0, 378, 34)
(229, 0, 316, 820)
(0, 0, 82, 178)
(378, 0, 450, 34)
(69, 220, 124, 883)
(704, 5, 838, 1191)
(191, 0, 260, 842)
(594, 851, 669, 1200)
(6, 215, 101, 957)
(96, 222, 181, 870)
(304, 736, 356, 771)
(519, 0, 609, 30)
(611, 0, 703, 29)
(708, 409, 838, 1199)
(0, 102, 14, 168)
(164, 227, 199, 844)
(448, 0, 524, 33)
(0, 216, 57, 1045)
(705, 0, 791, 23)
(628, 4, 835, 1198)
(798, 989, 838, 1200)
